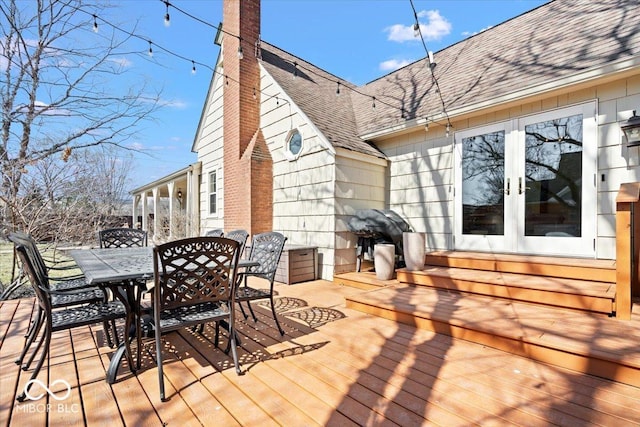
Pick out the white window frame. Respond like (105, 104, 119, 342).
(208, 170, 218, 216)
(284, 128, 303, 161)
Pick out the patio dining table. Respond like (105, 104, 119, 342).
(69, 246, 257, 384)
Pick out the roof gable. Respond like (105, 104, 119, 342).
(354, 0, 640, 135)
(259, 42, 385, 158)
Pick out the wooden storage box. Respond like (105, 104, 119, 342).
(275, 245, 318, 285)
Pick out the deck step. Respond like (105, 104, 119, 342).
(343, 284, 640, 388)
(396, 266, 616, 314)
(425, 251, 617, 283)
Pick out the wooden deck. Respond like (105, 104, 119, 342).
(2, 280, 640, 426)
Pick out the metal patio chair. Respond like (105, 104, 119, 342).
(152, 236, 243, 401)
(204, 228, 224, 237)
(12, 240, 129, 402)
(235, 232, 287, 335)
(98, 228, 148, 248)
(7, 232, 113, 367)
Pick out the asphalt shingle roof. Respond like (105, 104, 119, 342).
(260, 43, 386, 159)
(260, 0, 640, 157)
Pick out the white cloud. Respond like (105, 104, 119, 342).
(379, 58, 413, 72)
(108, 57, 133, 68)
(158, 99, 188, 109)
(386, 10, 451, 42)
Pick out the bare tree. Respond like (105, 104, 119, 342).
(1, 0, 161, 234)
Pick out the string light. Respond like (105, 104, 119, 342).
(163, 1, 171, 27)
(148, 41, 153, 57)
(84, 1, 445, 132)
(92, 14, 98, 33)
(413, 22, 420, 38)
(410, 0, 452, 132)
(424, 117, 429, 132)
(446, 123, 451, 137)
(253, 87, 257, 99)
(225, 75, 229, 85)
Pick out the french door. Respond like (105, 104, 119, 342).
(453, 103, 597, 257)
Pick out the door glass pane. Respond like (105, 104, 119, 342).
(524, 114, 582, 237)
(462, 131, 505, 235)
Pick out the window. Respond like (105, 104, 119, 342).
(208, 170, 217, 215)
(285, 129, 303, 160)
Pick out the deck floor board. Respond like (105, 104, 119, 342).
(2, 279, 640, 426)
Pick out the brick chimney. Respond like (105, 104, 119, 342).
(223, 0, 273, 235)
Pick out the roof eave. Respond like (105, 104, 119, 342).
(360, 56, 640, 140)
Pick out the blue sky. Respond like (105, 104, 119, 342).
(102, 0, 549, 189)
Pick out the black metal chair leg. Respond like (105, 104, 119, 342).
(238, 301, 249, 319)
(269, 296, 285, 335)
(156, 335, 166, 401)
(22, 318, 47, 371)
(17, 325, 52, 402)
(246, 301, 258, 322)
(16, 309, 43, 365)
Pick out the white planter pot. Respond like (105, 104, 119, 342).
(403, 232, 425, 271)
(374, 243, 395, 280)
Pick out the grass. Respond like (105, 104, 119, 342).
(0, 241, 82, 296)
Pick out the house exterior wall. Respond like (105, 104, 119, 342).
(334, 151, 387, 274)
(377, 74, 640, 260)
(260, 72, 339, 280)
(196, 70, 225, 234)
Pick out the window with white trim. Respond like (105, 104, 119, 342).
(284, 129, 303, 160)
(208, 170, 217, 215)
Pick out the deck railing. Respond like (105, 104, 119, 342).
(616, 182, 640, 319)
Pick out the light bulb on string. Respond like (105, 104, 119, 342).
(253, 87, 257, 100)
(93, 14, 99, 33)
(372, 97, 376, 110)
(446, 123, 451, 137)
(191, 60, 196, 75)
(292, 62, 298, 80)
(413, 22, 420, 38)
(163, 0, 170, 27)
(237, 43, 244, 59)
(424, 117, 429, 132)
(148, 41, 153, 57)
(336, 82, 341, 96)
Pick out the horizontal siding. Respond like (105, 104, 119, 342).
(379, 75, 640, 260)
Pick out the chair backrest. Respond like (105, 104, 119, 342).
(8, 232, 50, 284)
(99, 228, 148, 248)
(224, 229, 249, 258)
(204, 229, 224, 237)
(153, 237, 240, 312)
(246, 232, 287, 282)
(10, 239, 52, 311)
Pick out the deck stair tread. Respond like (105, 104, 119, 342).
(426, 251, 616, 282)
(398, 266, 616, 298)
(345, 284, 640, 370)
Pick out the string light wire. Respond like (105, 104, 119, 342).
(78, 1, 450, 131)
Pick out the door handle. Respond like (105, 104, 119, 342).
(518, 177, 530, 194)
(504, 178, 510, 195)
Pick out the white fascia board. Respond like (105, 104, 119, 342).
(259, 63, 336, 157)
(362, 56, 640, 140)
(335, 147, 388, 167)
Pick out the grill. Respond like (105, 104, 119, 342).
(347, 209, 412, 272)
